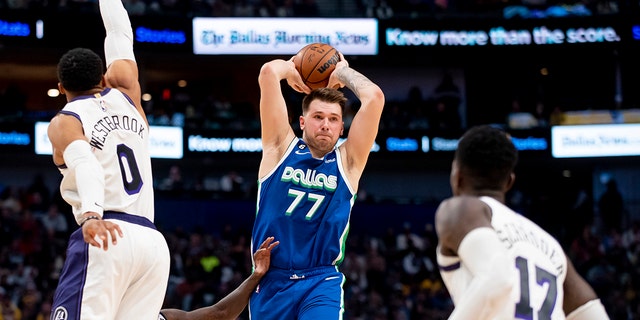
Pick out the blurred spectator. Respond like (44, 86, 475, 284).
(598, 178, 624, 233)
(364, 0, 394, 18)
(124, 0, 146, 15)
(0, 286, 22, 320)
(405, 86, 430, 130)
(233, 0, 255, 16)
(622, 220, 640, 249)
(549, 105, 565, 125)
(430, 71, 462, 131)
(35, 300, 52, 320)
(25, 174, 50, 215)
(38, 204, 68, 240)
(570, 224, 605, 274)
(506, 97, 538, 129)
(533, 100, 549, 127)
(219, 171, 245, 199)
(159, 165, 186, 196)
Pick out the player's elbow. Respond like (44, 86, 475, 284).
(369, 85, 385, 103)
(492, 273, 515, 299)
(258, 60, 284, 84)
(361, 85, 385, 110)
(484, 252, 517, 304)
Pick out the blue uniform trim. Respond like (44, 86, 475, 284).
(266, 265, 339, 280)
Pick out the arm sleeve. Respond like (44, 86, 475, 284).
(100, 0, 135, 67)
(448, 227, 516, 320)
(63, 140, 105, 224)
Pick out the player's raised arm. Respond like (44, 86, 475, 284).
(330, 54, 385, 178)
(257, 58, 309, 178)
(99, 0, 143, 116)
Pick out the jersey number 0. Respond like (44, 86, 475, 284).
(117, 144, 143, 195)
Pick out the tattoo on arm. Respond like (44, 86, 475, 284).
(336, 68, 374, 98)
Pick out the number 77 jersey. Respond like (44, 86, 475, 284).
(252, 138, 356, 270)
(438, 196, 568, 320)
(57, 88, 155, 223)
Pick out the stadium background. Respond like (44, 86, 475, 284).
(0, 1, 639, 319)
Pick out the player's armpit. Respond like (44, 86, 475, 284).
(159, 309, 186, 320)
(565, 299, 609, 320)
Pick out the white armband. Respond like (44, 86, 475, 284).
(63, 140, 105, 224)
(100, 0, 135, 67)
(566, 299, 609, 320)
(448, 227, 515, 320)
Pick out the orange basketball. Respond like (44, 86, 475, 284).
(293, 43, 340, 90)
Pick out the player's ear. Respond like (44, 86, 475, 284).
(299, 115, 305, 130)
(505, 172, 516, 192)
(450, 160, 461, 195)
(57, 83, 66, 95)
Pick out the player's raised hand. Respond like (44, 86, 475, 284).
(82, 219, 123, 251)
(327, 52, 349, 89)
(285, 57, 311, 94)
(253, 236, 279, 277)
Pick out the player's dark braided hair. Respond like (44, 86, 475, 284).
(57, 48, 104, 92)
(455, 125, 518, 191)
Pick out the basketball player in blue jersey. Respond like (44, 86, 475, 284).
(47, 0, 170, 319)
(435, 125, 609, 320)
(249, 52, 384, 319)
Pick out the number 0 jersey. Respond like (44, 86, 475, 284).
(437, 196, 568, 320)
(252, 138, 356, 270)
(57, 88, 154, 223)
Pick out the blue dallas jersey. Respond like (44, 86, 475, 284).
(252, 138, 356, 270)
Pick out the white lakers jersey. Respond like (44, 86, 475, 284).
(58, 88, 154, 223)
(437, 196, 568, 320)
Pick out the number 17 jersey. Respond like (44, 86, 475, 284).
(252, 138, 356, 270)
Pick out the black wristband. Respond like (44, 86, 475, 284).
(80, 215, 101, 226)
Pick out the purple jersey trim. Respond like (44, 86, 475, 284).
(103, 211, 156, 230)
(51, 229, 89, 320)
(439, 261, 461, 272)
(58, 110, 81, 123)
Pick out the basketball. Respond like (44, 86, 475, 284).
(294, 43, 340, 90)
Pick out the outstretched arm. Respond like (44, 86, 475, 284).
(257, 59, 309, 178)
(160, 237, 279, 320)
(99, 0, 143, 118)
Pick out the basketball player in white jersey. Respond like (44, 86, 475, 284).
(47, 0, 170, 319)
(435, 125, 609, 320)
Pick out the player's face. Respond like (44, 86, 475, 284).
(300, 100, 344, 154)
